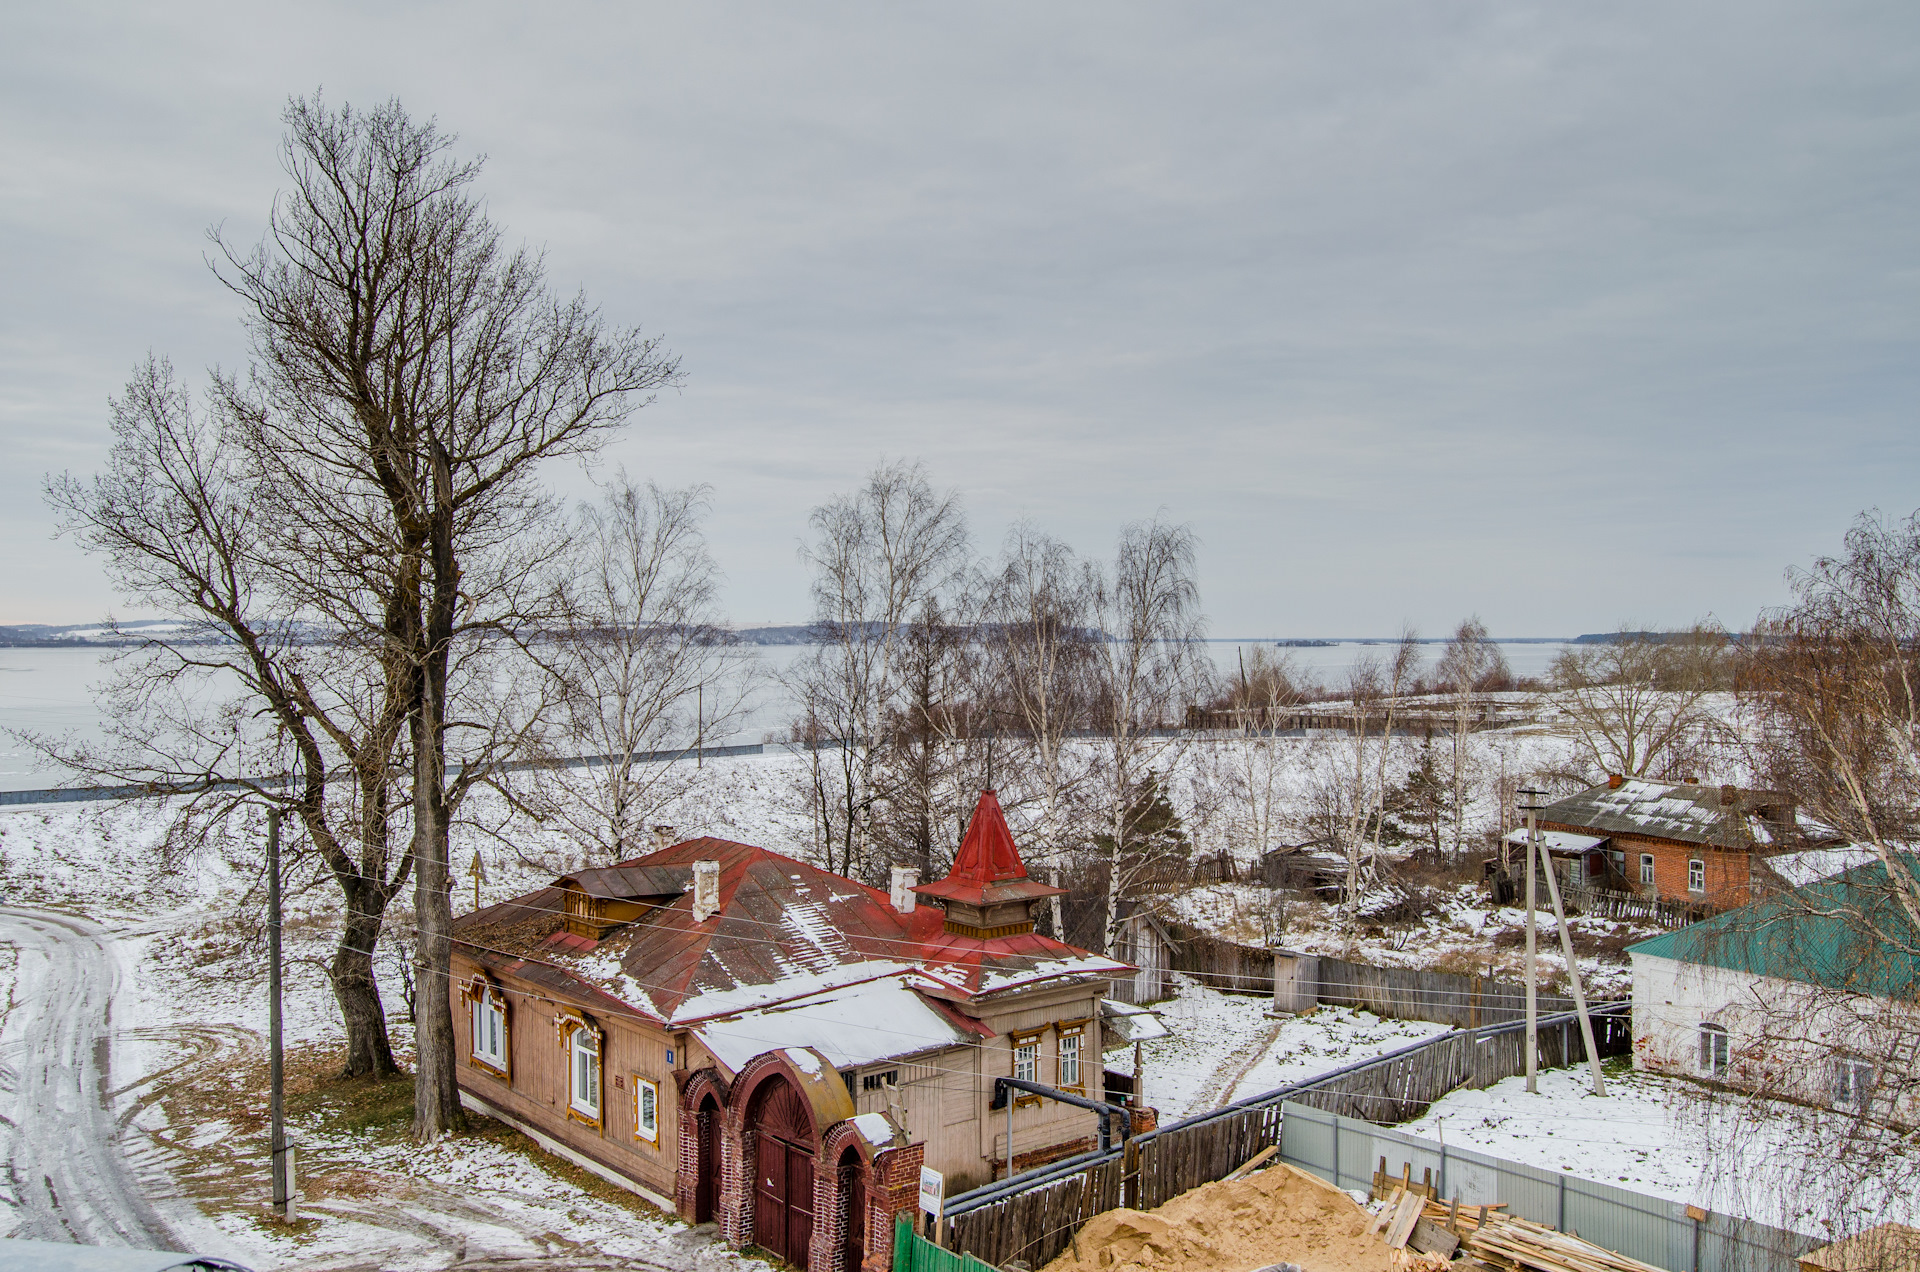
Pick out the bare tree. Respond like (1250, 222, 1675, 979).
(787, 460, 970, 881)
(1215, 646, 1312, 864)
(1745, 511, 1920, 932)
(1434, 617, 1505, 859)
(985, 526, 1101, 937)
(210, 96, 681, 1140)
(527, 475, 756, 862)
(42, 359, 413, 1079)
(1550, 625, 1729, 783)
(1088, 519, 1211, 956)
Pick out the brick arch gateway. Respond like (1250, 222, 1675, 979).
(685, 1050, 924, 1272)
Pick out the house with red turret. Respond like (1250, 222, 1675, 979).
(449, 790, 1140, 1272)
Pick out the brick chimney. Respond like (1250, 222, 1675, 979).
(1608, 773, 1624, 789)
(889, 865, 920, 914)
(691, 860, 720, 923)
(1720, 784, 1738, 807)
(651, 825, 676, 851)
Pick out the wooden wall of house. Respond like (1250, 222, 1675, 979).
(451, 953, 681, 1201)
(863, 982, 1110, 1193)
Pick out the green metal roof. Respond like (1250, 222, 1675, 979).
(1627, 855, 1920, 999)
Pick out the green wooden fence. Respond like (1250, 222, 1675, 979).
(893, 1216, 1003, 1272)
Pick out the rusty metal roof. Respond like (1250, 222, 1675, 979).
(453, 834, 1127, 1035)
(912, 789, 1064, 908)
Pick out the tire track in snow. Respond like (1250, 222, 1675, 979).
(0, 906, 179, 1248)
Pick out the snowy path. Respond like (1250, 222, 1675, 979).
(0, 905, 178, 1248)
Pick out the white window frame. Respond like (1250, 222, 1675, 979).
(1698, 1024, 1729, 1078)
(1834, 1057, 1875, 1110)
(567, 1023, 602, 1120)
(471, 992, 507, 1071)
(1013, 1035, 1039, 1084)
(1058, 1029, 1083, 1092)
(634, 1075, 660, 1142)
(1688, 859, 1706, 893)
(1640, 854, 1656, 886)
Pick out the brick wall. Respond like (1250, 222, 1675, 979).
(1617, 836, 1753, 907)
(863, 1142, 925, 1272)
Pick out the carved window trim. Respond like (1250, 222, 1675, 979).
(560, 1011, 604, 1128)
(464, 976, 510, 1080)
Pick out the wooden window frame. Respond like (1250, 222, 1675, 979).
(633, 1074, 661, 1143)
(561, 1013, 604, 1128)
(1639, 854, 1656, 886)
(1055, 1021, 1087, 1094)
(1011, 1029, 1043, 1106)
(1833, 1056, 1875, 1110)
(464, 977, 510, 1080)
(1688, 858, 1706, 894)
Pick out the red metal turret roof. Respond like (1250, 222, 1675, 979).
(912, 789, 1066, 908)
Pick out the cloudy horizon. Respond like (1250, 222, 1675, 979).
(6, 3, 1917, 638)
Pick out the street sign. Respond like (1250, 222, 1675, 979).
(917, 1166, 944, 1216)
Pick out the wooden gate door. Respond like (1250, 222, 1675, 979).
(751, 1077, 816, 1268)
(840, 1148, 865, 1272)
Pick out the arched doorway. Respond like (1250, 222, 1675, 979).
(838, 1145, 865, 1272)
(750, 1075, 816, 1267)
(695, 1093, 723, 1223)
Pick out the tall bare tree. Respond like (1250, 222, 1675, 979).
(985, 525, 1101, 937)
(1550, 625, 1728, 783)
(528, 475, 755, 862)
(1088, 519, 1211, 956)
(211, 96, 681, 1140)
(43, 359, 413, 1079)
(788, 461, 970, 881)
(1434, 617, 1505, 858)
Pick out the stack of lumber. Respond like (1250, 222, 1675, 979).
(1463, 1210, 1671, 1272)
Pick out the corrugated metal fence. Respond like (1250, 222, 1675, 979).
(1278, 1102, 1819, 1272)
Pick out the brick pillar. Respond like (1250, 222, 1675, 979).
(719, 1124, 755, 1247)
(863, 1142, 924, 1272)
(807, 1147, 849, 1272)
(674, 1105, 706, 1220)
(1130, 1106, 1159, 1136)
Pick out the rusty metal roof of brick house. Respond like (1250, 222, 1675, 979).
(1538, 778, 1789, 849)
(453, 834, 1128, 1032)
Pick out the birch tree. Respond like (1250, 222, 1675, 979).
(1088, 519, 1210, 956)
(985, 525, 1100, 937)
(788, 461, 969, 881)
(531, 475, 756, 862)
(1550, 626, 1728, 783)
(1434, 617, 1505, 858)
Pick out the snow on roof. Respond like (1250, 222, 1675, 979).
(850, 1112, 898, 1149)
(1538, 780, 1785, 849)
(1100, 999, 1170, 1042)
(1502, 829, 1607, 854)
(696, 979, 973, 1074)
(1764, 844, 1878, 889)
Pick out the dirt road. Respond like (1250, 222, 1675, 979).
(0, 905, 179, 1248)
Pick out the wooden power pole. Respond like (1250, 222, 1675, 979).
(1518, 789, 1542, 1093)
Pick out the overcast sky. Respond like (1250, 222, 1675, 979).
(4, 3, 1916, 637)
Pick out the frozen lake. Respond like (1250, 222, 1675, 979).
(0, 638, 1573, 791)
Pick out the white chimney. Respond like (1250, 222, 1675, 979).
(890, 865, 920, 914)
(691, 860, 721, 923)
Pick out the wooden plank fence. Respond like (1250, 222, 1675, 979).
(942, 1004, 1632, 1270)
(1558, 884, 1701, 930)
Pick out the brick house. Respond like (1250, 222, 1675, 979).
(449, 790, 1132, 1272)
(1533, 776, 1794, 911)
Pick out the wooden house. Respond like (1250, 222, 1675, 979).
(450, 790, 1133, 1272)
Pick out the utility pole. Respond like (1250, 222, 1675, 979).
(267, 808, 294, 1220)
(697, 683, 703, 769)
(1537, 835, 1608, 1096)
(1518, 788, 1542, 1093)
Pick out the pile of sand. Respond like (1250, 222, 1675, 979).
(1039, 1164, 1394, 1272)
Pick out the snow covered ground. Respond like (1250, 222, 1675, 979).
(1400, 1065, 1920, 1238)
(1129, 975, 1450, 1117)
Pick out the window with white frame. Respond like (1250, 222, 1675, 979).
(470, 988, 507, 1071)
(1688, 859, 1706, 893)
(1834, 1057, 1875, 1109)
(1640, 854, 1656, 885)
(568, 1023, 602, 1119)
(1699, 1024, 1730, 1078)
(1012, 1032, 1040, 1084)
(634, 1075, 660, 1142)
(1058, 1026, 1084, 1091)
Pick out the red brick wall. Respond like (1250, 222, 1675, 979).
(1612, 836, 1753, 907)
(864, 1142, 925, 1272)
